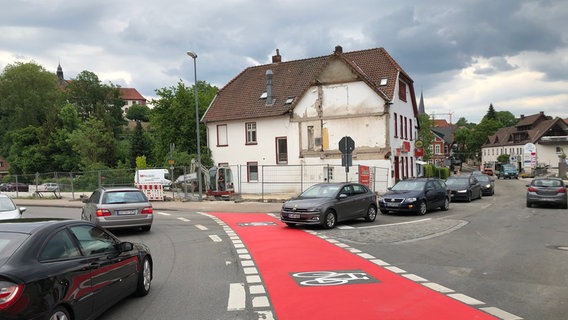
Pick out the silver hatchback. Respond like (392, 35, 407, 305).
(81, 187, 154, 231)
(526, 178, 568, 209)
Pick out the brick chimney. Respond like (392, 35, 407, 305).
(334, 45, 343, 54)
(272, 49, 281, 63)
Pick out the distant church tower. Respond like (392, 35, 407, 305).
(56, 62, 67, 87)
(418, 90, 426, 115)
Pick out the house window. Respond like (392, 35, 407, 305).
(308, 126, 314, 151)
(247, 162, 258, 182)
(394, 112, 398, 138)
(409, 119, 413, 140)
(217, 124, 228, 147)
(276, 137, 288, 164)
(399, 115, 403, 138)
(404, 116, 408, 139)
(246, 122, 257, 145)
(435, 145, 441, 154)
(398, 80, 407, 102)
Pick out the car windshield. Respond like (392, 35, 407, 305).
(391, 180, 426, 191)
(446, 178, 469, 188)
(299, 184, 341, 198)
(476, 176, 490, 183)
(0, 197, 17, 212)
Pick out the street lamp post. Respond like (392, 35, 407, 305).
(187, 51, 202, 201)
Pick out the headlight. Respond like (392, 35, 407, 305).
(306, 207, 322, 213)
(485, 184, 491, 188)
(457, 190, 467, 193)
(404, 197, 417, 203)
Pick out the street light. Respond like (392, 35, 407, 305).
(187, 51, 202, 201)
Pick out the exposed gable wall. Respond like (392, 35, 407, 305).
(317, 59, 359, 84)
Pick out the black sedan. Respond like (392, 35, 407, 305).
(446, 175, 482, 202)
(473, 173, 495, 196)
(280, 182, 377, 229)
(0, 219, 152, 320)
(378, 178, 450, 215)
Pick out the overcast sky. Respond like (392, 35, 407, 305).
(1, 0, 567, 123)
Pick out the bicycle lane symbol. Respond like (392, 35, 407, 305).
(290, 270, 379, 287)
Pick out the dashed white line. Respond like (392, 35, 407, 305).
(209, 235, 222, 242)
(195, 224, 208, 230)
(448, 293, 485, 305)
(480, 307, 524, 320)
(177, 217, 190, 222)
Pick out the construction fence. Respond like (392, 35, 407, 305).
(1, 164, 391, 200)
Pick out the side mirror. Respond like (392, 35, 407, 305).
(118, 242, 134, 252)
(338, 193, 348, 199)
(19, 207, 27, 214)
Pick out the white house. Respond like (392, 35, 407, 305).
(481, 112, 568, 174)
(201, 45, 419, 193)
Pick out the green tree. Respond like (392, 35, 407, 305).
(126, 104, 151, 122)
(483, 103, 497, 121)
(150, 80, 218, 166)
(3, 126, 48, 174)
(417, 114, 435, 161)
(0, 62, 63, 156)
(495, 111, 517, 127)
(130, 121, 152, 166)
(68, 117, 116, 169)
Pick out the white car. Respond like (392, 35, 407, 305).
(0, 194, 27, 219)
(38, 182, 60, 192)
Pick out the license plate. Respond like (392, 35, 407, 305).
(386, 202, 399, 207)
(288, 213, 301, 219)
(117, 210, 136, 215)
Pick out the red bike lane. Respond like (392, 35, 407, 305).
(211, 213, 498, 320)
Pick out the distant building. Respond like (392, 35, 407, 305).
(482, 111, 568, 174)
(56, 63, 146, 116)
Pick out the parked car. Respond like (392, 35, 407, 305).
(81, 186, 154, 231)
(0, 194, 26, 219)
(38, 182, 60, 192)
(0, 219, 152, 320)
(483, 167, 494, 176)
(526, 177, 568, 209)
(2, 182, 29, 192)
(497, 164, 519, 179)
(280, 182, 378, 229)
(378, 178, 450, 215)
(473, 173, 495, 196)
(446, 175, 483, 202)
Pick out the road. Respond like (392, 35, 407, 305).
(18, 177, 568, 319)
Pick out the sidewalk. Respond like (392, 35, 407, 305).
(12, 195, 285, 213)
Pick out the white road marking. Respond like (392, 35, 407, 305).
(252, 296, 270, 308)
(480, 307, 524, 320)
(448, 293, 485, 305)
(422, 282, 455, 293)
(156, 211, 171, 216)
(209, 235, 222, 242)
(356, 218, 432, 229)
(195, 224, 208, 230)
(403, 274, 428, 282)
(227, 283, 246, 311)
(177, 217, 190, 222)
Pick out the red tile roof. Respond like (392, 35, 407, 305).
(119, 88, 146, 102)
(203, 47, 412, 123)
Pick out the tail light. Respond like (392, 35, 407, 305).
(96, 209, 112, 216)
(0, 282, 23, 310)
(527, 186, 538, 192)
(141, 206, 153, 214)
(558, 187, 567, 194)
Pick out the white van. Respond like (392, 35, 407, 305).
(134, 169, 172, 190)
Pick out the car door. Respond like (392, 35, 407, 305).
(69, 224, 139, 312)
(334, 185, 359, 220)
(83, 190, 101, 222)
(425, 180, 444, 208)
(470, 176, 481, 198)
(38, 228, 95, 320)
(350, 184, 372, 218)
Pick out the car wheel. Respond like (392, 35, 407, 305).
(364, 205, 377, 222)
(135, 256, 152, 296)
(48, 306, 70, 320)
(80, 210, 87, 220)
(561, 202, 568, 209)
(478, 190, 483, 199)
(141, 225, 151, 232)
(285, 223, 296, 227)
(418, 201, 427, 215)
(440, 198, 450, 211)
(322, 210, 336, 229)
(466, 192, 472, 202)
(526, 201, 531, 208)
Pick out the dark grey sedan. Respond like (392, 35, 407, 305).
(526, 177, 568, 209)
(280, 182, 378, 229)
(446, 175, 482, 202)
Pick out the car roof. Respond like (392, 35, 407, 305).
(0, 219, 74, 234)
(100, 186, 142, 191)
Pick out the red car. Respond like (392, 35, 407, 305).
(4, 183, 29, 192)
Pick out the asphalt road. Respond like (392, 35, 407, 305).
(12, 176, 568, 319)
